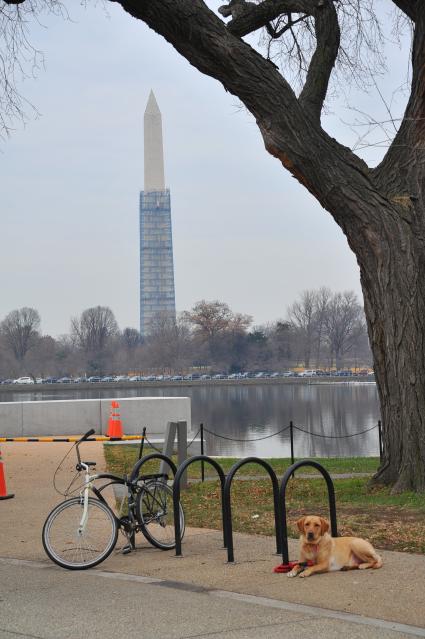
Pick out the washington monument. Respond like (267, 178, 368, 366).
(139, 91, 176, 337)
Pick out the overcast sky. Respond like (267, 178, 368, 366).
(2, 1, 410, 337)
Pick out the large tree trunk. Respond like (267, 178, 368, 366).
(359, 213, 425, 492)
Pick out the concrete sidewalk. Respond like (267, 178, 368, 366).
(1, 442, 425, 637)
(1, 556, 423, 639)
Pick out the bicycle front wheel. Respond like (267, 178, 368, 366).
(136, 481, 185, 550)
(42, 497, 118, 570)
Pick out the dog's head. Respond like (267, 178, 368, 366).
(296, 515, 329, 543)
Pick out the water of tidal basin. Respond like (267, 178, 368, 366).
(1, 381, 380, 458)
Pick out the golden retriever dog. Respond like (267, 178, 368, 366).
(288, 515, 383, 578)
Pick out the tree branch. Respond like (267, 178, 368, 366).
(299, 0, 340, 124)
(220, 0, 340, 122)
(373, 4, 424, 197)
(266, 14, 307, 40)
(219, 0, 313, 38)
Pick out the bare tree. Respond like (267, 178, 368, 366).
(121, 327, 141, 351)
(288, 290, 317, 367)
(1, 306, 41, 362)
(146, 311, 191, 372)
(183, 299, 232, 362)
(71, 306, 118, 354)
(270, 320, 293, 368)
(25, 334, 57, 377)
(323, 291, 365, 369)
(313, 287, 332, 368)
(183, 300, 251, 365)
(183, 300, 233, 340)
(2, 1, 425, 491)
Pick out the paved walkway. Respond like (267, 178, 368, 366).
(1, 556, 423, 639)
(1, 442, 424, 638)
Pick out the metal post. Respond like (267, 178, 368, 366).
(173, 455, 227, 556)
(200, 423, 205, 482)
(138, 426, 146, 461)
(224, 457, 281, 563)
(378, 420, 383, 462)
(177, 420, 188, 489)
(290, 421, 294, 466)
(160, 421, 177, 478)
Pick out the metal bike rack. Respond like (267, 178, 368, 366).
(173, 455, 227, 556)
(129, 453, 178, 482)
(279, 460, 338, 565)
(224, 457, 282, 563)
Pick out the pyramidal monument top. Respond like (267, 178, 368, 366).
(144, 90, 165, 191)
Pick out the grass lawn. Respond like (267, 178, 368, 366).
(103, 445, 425, 554)
(103, 443, 380, 477)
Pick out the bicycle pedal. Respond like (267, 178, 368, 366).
(121, 545, 132, 555)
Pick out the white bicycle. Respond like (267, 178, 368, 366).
(42, 429, 185, 570)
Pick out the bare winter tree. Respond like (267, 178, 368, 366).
(288, 290, 317, 368)
(323, 291, 366, 369)
(2, 1, 424, 491)
(313, 287, 332, 368)
(121, 327, 141, 351)
(183, 300, 251, 364)
(146, 311, 192, 372)
(1, 306, 41, 362)
(71, 306, 118, 355)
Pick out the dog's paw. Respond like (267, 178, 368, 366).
(299, 570, 311, 578)
(287, 569, 298, 578)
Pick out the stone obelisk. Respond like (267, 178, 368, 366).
(139, 91, 176, 337)
(144, 90, 165, 191)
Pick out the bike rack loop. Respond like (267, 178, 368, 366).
(224, 457, 282, 563)
(173, 455, 227, 556)
(129, 453, 178, 482)
(279, 460, 338, 565)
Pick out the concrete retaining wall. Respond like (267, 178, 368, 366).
(0, 397, 191, 437)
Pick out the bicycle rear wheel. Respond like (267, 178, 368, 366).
(136, 480, 185, 550)
(42, 496, 118, 570)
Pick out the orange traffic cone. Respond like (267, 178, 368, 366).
(0, 447, 14, 500)
(106, 401, 124, 438)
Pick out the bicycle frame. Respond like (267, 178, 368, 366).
(72, 429, 177, 551)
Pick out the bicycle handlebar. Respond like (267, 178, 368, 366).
(79, 428, 96, 443)
(75, 429, 96, 465)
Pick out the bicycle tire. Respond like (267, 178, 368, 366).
(135, 480, 185, 550)
(42, 496, 118, 570)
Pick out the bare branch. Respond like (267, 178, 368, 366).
(266, 13, 307, 40)
(299, 0, 340, 123)
(221, 0, 313, 38)
(0, 0, 66, 138)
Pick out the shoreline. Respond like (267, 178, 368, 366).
(0, 375, 375, 396)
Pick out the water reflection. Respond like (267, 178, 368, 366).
(0, 382, 380, 458)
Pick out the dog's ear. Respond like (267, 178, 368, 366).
(320, 517, 330, 535)
(296, 517, 306, 533)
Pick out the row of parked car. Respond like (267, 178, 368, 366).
(1, 369, 373, 385)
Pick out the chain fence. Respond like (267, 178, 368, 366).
(198, 420, 383, 470)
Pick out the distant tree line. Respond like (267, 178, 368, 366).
(0, 289, 372, 379)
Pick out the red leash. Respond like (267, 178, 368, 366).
(273, 560, 314, 573)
